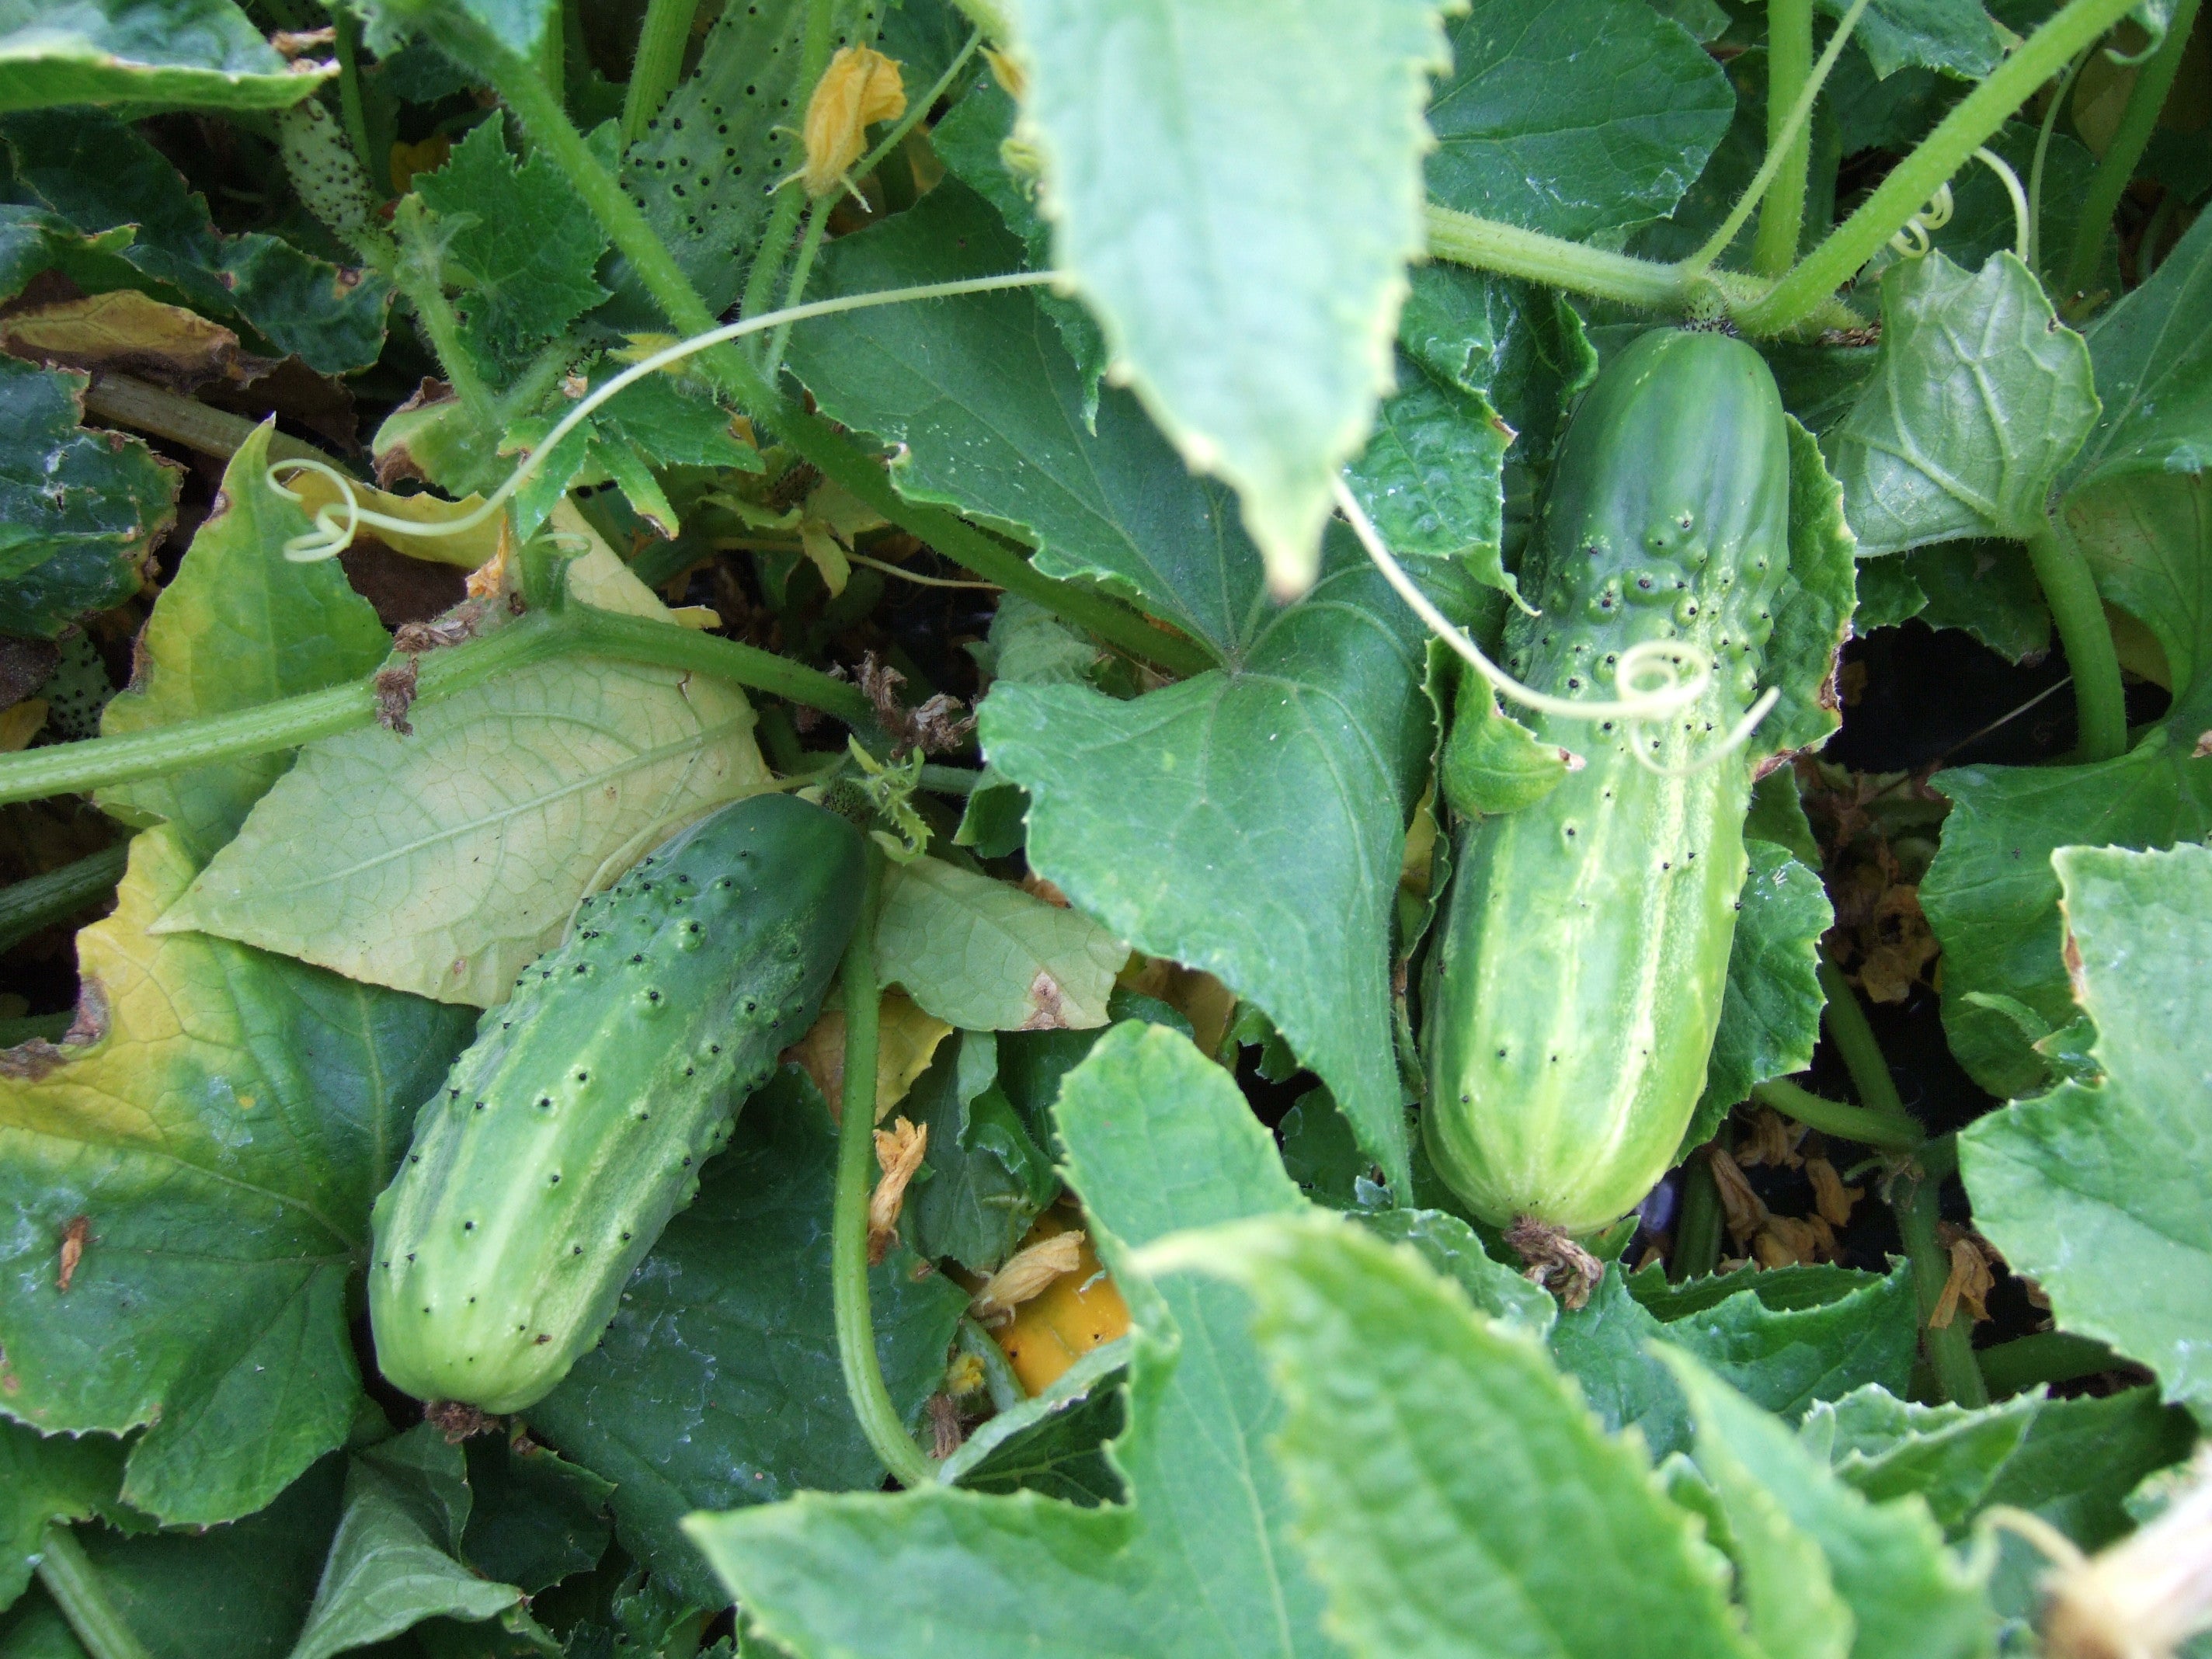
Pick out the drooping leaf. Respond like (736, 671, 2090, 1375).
(0, 828, 474, 1526)
(1828, 252, 2099, 554)
(1425, 0, 1736, 238)
(1141, 1212, 1759, 1659)
(0, 356, 176, 639)
(874, 856, 1125, 1032)
(1012, 0, 1452, 596)
(98, 423, 389, 863)
(1961, 842, 2212, 1423)
(0, 0, 328, 114)
(686, 1022, 1340, 1659)
(527, 1067, 969, 1610)
(1, 110, 390, 374)
(158, 534, 772, 1007)
(1920, 729, 2212, 1098)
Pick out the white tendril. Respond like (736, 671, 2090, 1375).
(1333, 476, 1776, 778)
(1974, 146, 2032, 263)
(266, 270, 1062, 564)
(1888, 182, 1954, 259)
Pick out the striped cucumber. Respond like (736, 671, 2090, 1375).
(1422, 329, 1792, 1236)
(370, 793, 864, 1412)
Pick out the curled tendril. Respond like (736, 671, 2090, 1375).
(263, 269, 1063, 565)
(1888, 182, 1955, 259)
(1332, 477, 1775, 780)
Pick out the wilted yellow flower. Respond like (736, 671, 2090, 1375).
(800, 45, 906, 197)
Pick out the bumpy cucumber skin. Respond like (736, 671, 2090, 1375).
(1424, 330, 1791, 1234)
(370, 794, 863, 1412)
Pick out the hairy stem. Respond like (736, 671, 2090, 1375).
(1894, 1136, 1991, 1407)
(1425, 204, 1692, 308)
(622, 0, 699, 146)
(1817, 957, 1909, 1120)
(2060, 0, 2203, 304)
(1976, 1330, 2122, 1396)
(832, 848, 937, 1488)
(0, 843, 130, 955)
(1742, 0, 2142, 332)
(37, 1527, 154, 1659)
(2023, 516, 2128, 761)
(1751, 1076, 1924, 1149)
(472, 29, 1214, 676)
(1754, 0, 1817, 277)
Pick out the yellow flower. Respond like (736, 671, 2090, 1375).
(799, 45, 906, 197)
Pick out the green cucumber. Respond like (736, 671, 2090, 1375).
(1422, 329, 1792, 1236)
(370, 792, 864, 1412)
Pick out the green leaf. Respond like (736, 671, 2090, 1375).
(1961, 842, 2212, 1423)
(458, 1437, 613, 1595)
(289, 1428, 524, 1659)
(412, 120, 610, 383)
(1552, 1262, 1919, 1459)
(1438, 671, 1575, 817)
(619, 0, 877, 313)
(875, 855, 1125, 1032)
(1355, 1206, 1559, 1337)
(937, 1338, 1130, 1505)
(0, 829, 474, 1526)
(1145, 1212, 1759, 1659)
(1683, 838, 1834, 1153)
(1762, 415, 1861, 758)
(1661, 1348, 1997, 1659)
(906, 1031, 1052, 1272)
(2060, 206, 2212, 499)
(158, 538, 773, 1007)
(685, 1021, 1338, 1658)
(0, 0, 329, 115)
(2, 110, 391, 374)
(1904, 539, 2051, 663)
(1426, 0, 1736, 238)
(369, 0, 556, 61)
(1802, 1385, 2043, 1536)
(1343, 368, 1512, 587)
(1920, 729, 2212, 1098)
(1013, 0, 1452, 595)
(1814, 0, 2002, 80)
(0, 356, 176, 638)
(1828, 252, 2099, 553)
(527, 1066, 969, 1610)
(980, 539, 1431, 1195)
(97, 423, 390, 862)
(0, 1421, 127, 1611)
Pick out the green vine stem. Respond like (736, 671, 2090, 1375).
(2027, 45, 2092, 273)
(331, 11, 385, 197)
(0, 607, 877, 809)
(0, 843, 130, 954)
(1976, 1330, 2121, 1396)
(1751, 1076, 1925, 1149)
(2058, 0, 2203, 304)
(37, 1526, 155, 1659)
(1671, 1139, 1727, 1280)
(736, 0, 835, 336)
(621, 0, 698, 146)
(1894, 1136, 1991, 1407)
(2023, 514, 2129, 762)
(1740, 0, 2142, 332)
(831, 846, 937, 1488)
(1817, 957, 1910, 1120)
(464, 23, 1215, 679)
(1753, 0, 1817, 277)
(82, 374, 333, 469)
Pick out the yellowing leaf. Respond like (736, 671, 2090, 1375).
(789, 991, 954, 1122)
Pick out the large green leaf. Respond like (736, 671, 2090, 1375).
(0, 356, 176, 639)
(1425, 0, 1735, 238)
(687, 1022, 1341, 1658)
(2060, 207, 2212, 499)
(1012, 0, 1452, 596)
(1828, 252, 2099, 554)
(98, 423, 390, 863)
(1919, 727, 2212, 1098)
(1962, 842, 2212, 1423)
(0, 829, 473, 1526)
(0, 1421, 127, 1612)
(0, 0, 327, 115)
(875, 855, 1125, 1033)
(527, 1067, 969, 1610)
(1, 110, 390, 375)
(159, 537, 772, 1007)
(1815, 0, 2002, 79)
(1143, 1212, 1758, 1659)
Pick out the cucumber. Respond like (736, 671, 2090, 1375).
(370, 793, 864, 1413)
(1422, 329, 1791, 1236)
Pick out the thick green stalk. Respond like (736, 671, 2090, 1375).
(1894, 1137, 1990, 1407)
(0, 843, 130, 954)
(1976, 1330, 2121, 1395)
(1751, 1076, 1924, 1149)
(473, 31, 1215, 677)
(575, 608, 874, 723)
(2060, 0, 2203, 303)
(831, 849, 936, 1488)
(621, 0, 700, 145)
(1742, 0, 2142, 332)
(1817, 958, 1908, 1120)
(1425, 204, 1692, 308)
(1671, 1144, 1726, 1280)
(1754, 0, 1817, 277)
(37, 1527, 154, 1659)
(380, 212, 499, 428)
(82, 375, 333, 468)
(2023, 516, 2128, 761)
